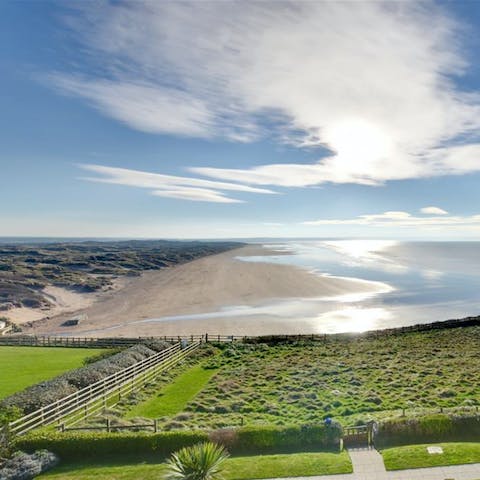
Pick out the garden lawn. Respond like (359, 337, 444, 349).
(382, 442, 480, 470)
(0, 347, 111, 399)
(126, 362, 218, 418)
(39, 451, 352, 479)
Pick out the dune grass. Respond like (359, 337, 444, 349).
(146, 326, 480, 430)
(39, 451, 352, 479)
(0, 346, 111, 399)
(381, 442, 480, 470)
(126, 363, 218, 419)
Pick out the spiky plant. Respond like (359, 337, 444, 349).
(164, 442, 229, 480)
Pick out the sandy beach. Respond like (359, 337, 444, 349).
(20, 245, 385, 337)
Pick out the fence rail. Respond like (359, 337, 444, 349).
(0, 316, 478, 349)
(7, 341, 200, 437)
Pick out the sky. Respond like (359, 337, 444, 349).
(2, 0, 480, 239)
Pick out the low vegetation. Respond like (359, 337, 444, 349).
(381, 442, 480, 470)
(0, 240, 242, 312)
(131, 327, 479, 430)
(0, 346, 112, 399)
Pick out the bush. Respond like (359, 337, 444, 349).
(0, 450, 58, 480)
(165, 442, 229, 480)
(375, 413, 480, 448)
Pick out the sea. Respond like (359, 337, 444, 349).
(233, 240, 480, 333)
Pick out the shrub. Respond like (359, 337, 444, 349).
(0, 450, 58, 480)
(165, 442, 229, 480)
(375, 413, 480, 448)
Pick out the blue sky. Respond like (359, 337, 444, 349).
(2, 1, 480, 239)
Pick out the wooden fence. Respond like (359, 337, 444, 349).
(6, 341, 200, 437)
(0, 315, 478, 349)
(0, 334, 234, 348)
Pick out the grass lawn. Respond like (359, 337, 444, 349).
(0, 346, 111, 399)
(382, 442, 480, 470)
(39, 451, 352, 479)
(126, 362, 218, 419)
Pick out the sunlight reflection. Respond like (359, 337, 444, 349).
(312, 306, 393, 333)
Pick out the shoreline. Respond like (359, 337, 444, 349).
(18, 244, 389, 337)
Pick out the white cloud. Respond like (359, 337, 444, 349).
(420, 206, 448, 215)
(50, 1, 480, 188)
(304, 210, 480, 227)
(151, 188, 242, 204)
(79, 164, 276, 203)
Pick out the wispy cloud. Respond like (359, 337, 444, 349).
(79, 164, 276, 203)
(303, 209, 480, 227)
(51, 1, 480, 189)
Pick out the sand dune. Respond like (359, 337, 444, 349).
(20, 245, 387, 337)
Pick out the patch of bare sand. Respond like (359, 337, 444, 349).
(24, 245, 386, 337)
(4, 280, 126, 325)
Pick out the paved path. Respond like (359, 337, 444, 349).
(267, 447, 480, 480)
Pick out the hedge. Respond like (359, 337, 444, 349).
(232, 424, 342, 453)
(14, 430, 209, 460)
(375, 414, 480, 448)
(14, 423, 342, 461)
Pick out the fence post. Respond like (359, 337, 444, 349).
(154, 419, 158, 433)
(106, 418, 111, 433)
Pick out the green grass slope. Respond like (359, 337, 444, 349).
(126, 363, 218, 419)
(0, 346, 111, 399)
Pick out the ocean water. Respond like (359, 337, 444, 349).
(233, 240, 480, 332)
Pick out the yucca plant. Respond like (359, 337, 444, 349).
(164, 442, 229, 480)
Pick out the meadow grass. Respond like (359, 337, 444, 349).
(129, 326, 479, 430)
(126, 362, 218, 419)
(0, 346, 111, 399)
(381, 442, 480, 470)
(38, 451, 352, 479)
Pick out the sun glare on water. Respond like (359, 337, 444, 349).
(313, 306, 393, 333)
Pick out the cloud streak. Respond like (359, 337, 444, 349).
(304, 208, 480, 228)
(80, 164, 276, 203)
(53, 1, 480, 189)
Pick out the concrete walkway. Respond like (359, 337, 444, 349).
(269, 447, 480, 480)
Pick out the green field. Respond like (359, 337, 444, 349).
(39, 451, 352, 479)
(382, 442, 480, 470)
(0, 346, 111, 399)
(121, 326, 479, 430)
(127, 362, 218, 419)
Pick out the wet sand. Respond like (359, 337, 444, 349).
(23, 245, 385, 337)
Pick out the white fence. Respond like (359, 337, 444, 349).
(7, 341, 200, 436)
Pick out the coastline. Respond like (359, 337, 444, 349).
(19, 244, 388, 337)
